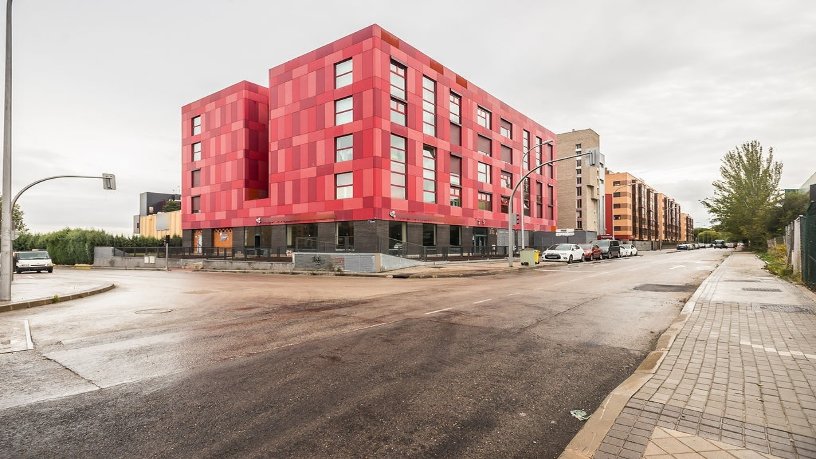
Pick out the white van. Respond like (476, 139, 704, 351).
(13, 250, 54, 273)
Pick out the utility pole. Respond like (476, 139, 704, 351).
(1, 0, 14, 301)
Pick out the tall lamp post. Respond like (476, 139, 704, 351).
(508, 143, 598, 267)
(1, 0, 14, 301)
(519, 140, 548, 250)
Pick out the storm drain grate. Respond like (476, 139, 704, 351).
(721, 279, 760, 282)
(756, 304, 815, 314)
(634, 284, 696, 292)
(742, 287, 782, 292)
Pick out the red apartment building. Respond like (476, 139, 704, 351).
(181, 25, 557, 255)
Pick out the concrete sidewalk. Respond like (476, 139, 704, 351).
(566, 252, 816, 458)
(0, 269, 115, 313)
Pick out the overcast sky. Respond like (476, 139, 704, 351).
(2, 0, 814, 234)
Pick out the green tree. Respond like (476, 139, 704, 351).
(703, 140, 782, 249)
(0, 196, 28, 234)
(766, 191, 810, 236)
(162, 200, 181, 212)
(697, 229, 721, 243)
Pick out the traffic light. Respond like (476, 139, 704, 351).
(102, 173, 116, 190)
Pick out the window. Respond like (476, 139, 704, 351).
(192, 115, 201, 135)
(577, 220, 583, 230)
(576, 158, 582, 167)
(191, 169, 201, 187)
(450, 225, 461, 246)
(575, 143, 582, 152)
(191, 195, 201, 214)
(576, 176, 582, 185)
(449, 155, 462, 187)
(536, 182, 543, 218)
(422, 76, 436, 136)
(337, 221, 354, 248)
(390, 134, 406, 199)
(500, 196, 510, 213)
(335, 97, 353, 125)
(192, 142, 201, 161)
(576, 187, 582, 196)
(613, 181, 622, 186)
(500, 119, 512, 138)
(450, 123, 461, 146)
(546, 144, 554, 178)
(476, 106, 491, 129)
(577, 199, 583, 208)
(390, 60, 406, 99)
(477, 135, 492, 156)
(449, 92, 461, 124)
(335, 59, 353, 88)
(422, 223, 436, 247)
(501, 145, 513, 164)
(547, 185, 554, 219)
(523, 180, 530, 216)
(422, 145, 436, 203)
(450, 186, 461, 207)
(613, 192, 622, 197)
(336, 172, 353, 199)
(477, 162, 491, 184)
(478, 192, 492, 211)
(500, 170, 512, 188)
(335, 134, 353, 162)
(577, 210, 583, 220)
(390, 98, 406, 126)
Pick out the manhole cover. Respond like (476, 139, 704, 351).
(135, 308, 174, 314)
(721, 279, 760, 283)
(742, 288, 782, 292)
(756, 304, 814, 314)
(634, 284, 696, 292)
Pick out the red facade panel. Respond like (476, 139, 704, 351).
(182, 25, 558, 233)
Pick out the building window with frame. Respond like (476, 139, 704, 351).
(500, 118, 512, 139)
(523, 180, 530, 216)
(422, 145, 436, 203)
(390, 98, 407, 126)
(335, 134, 353, 162)
(477, 162, 491, 184)
(500, 170, 512, 189)
(478, 192, 492, 211)
(450, 155, 461, 207)
(476, 106, 491, 130)
(422, 223, 436, 247)
(191, 169, 201, 188)
(500, 196, 510, 213)
(449, 92, 461, 124)
(577, 199, 583, 208)
(449, 186, 461, 207)
(390, 60, 407, 100)
(576, 176, 582, 185)
(422, 76, 436, 136)
(335, 97, 353, 125)
(191, 195, 201, 214)
(577, 220, 583, 230)
(501, 144, 513, 164)
(477, 135, 492, 156)
(390, 134, 407, 199)
(334, 58, 353, 88)
(547, 185, 554, 219)
(576, 158, 582, 167)
(576, 187, 582, 197)
(523, 129, 530, 155)
(192, 115, 201, 135)
(547, 144, 554, 178)
(575, 143, 582, 152)
(336, 172, 353, 199)
(337, 221, 354, 248)
(536, 182, 543, 218)
(449, 225, 461, 246)
(192, 142, 201, 161)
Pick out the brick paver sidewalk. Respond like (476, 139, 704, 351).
(594, 253, 816, 458)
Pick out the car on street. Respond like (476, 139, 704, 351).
(620, 244, 633, 257)
(579, 243, 602, 261)
(677, 243, 691, 250)
(13, 250, 54, 273)
(591, 239, 622, 259)
(542, 244, 585, 263)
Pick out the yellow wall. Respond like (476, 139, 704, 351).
(138, 210, 182, 238)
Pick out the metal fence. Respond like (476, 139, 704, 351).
(803, 211, 816, 289)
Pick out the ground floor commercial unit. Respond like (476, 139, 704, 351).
(182, 220, 557, 257)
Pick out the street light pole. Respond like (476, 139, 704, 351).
(1, 0, 13, 301)
(519, 142, 543, 250)
(508, 143, 597, 267)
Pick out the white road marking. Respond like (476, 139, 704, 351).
(24, 319, 34, 350)
(424, 307, 453, 315)
(669, 265, 686, 270)
(473, 299, 492, 304)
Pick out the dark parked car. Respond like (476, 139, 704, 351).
(579, 243, 602, 261)
(591, 239, 621, 259)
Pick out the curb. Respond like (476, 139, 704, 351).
(558, 256, 724, 459)
(0, 283, 116, 314)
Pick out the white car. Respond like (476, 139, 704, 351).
(620, 244, 633, 257)
(630, 245, 638, 256)
(542, 244, 585, 264)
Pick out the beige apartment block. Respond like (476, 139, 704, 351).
(680, 212, 694, 242)
(555, 129, 605, 234)
(607, 171, 686, 243)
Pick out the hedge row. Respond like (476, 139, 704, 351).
(13, 228, 182, 265)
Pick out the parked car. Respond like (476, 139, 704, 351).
(13, 250, 54, 273)
(620, 244, 633, 257)
(591, 239, 622, 259)
(677, 243, 691, 250)
(629, 244, 638, 256)
(579, 243, 602, 261)
(542, 244, 585, 263)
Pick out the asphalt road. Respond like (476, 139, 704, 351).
(0, 249, 728, 458)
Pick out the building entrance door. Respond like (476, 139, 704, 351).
(473, 227, 488, 255)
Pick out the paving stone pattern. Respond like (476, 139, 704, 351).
(595, 256, 816, 458)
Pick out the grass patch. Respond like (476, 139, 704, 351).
(757, 244, 798, 282)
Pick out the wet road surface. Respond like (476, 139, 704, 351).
(0, 249, 728, 457)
